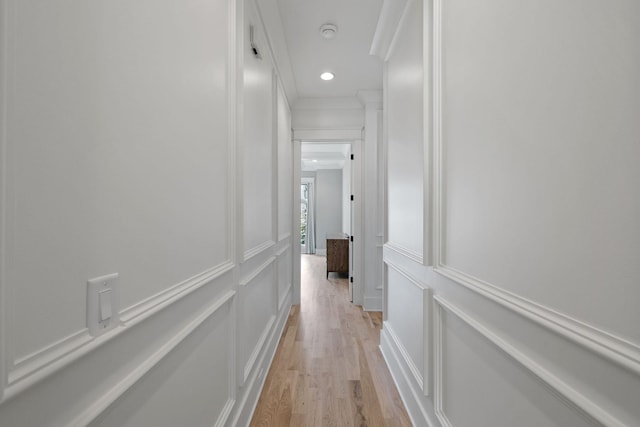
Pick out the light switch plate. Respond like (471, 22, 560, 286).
(87, 273, 119, 337)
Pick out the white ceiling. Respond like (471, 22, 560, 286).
(301, 143, 351, 171)
(276, 0, 384, 98)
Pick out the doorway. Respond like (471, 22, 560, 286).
(294, 139, 362, 306)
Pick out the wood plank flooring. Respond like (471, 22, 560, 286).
(250, 255, 412, 427)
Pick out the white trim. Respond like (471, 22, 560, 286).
(385, 258, 431, 395)
(356, 90, 383, 110)
(243, 240, 275, 262)
(385, 241, 424, 265)
(232, 290, 291, 426)
(4, 262, 235, 403)
(437, 265, 640, 376)
(68, 290, 237, 427)
(385, 257, 429, 291)
(238, 256, 276, 385)
(275, 242, 291, 257)
(422, 0, 433, 268)
(227, 0, 238, 267)
(278, 283, 292, 311)
(432, 294, 449, 427)
(384, 323, 423, 392)
(429, 0, 640, 378)
(271, 70, 279, 253)
(243, 314, 275, 384)
(370, 0, 410, 60)
(239, 256, 276, 287)
(434, 295, 624, 427)
(380, 327, 435, 427)
(276, 243, 292, 311)
(119, 261, 235, 326)
(277, 232, 291, 243)
(8, 330, 92, 390)
(384, 0, 415, 62)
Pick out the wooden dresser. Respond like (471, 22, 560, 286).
(326, 233, 349, 278)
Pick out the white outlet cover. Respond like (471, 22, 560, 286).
(87, 273, 119, 337)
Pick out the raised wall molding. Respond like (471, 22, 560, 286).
(385, 242, 424, 265)
(243, 314, 275, 384)
(275, 242, 291, 257)
(69, 290, 237, 427)
(433, 295, 624, 427)
(239, 256, 276, 384)
(384, 324, 424, 393)
(240, 256, 276, 287)
(276, 243, 292, 310)
(243, 240, 275, 262)
(385, 258, 431, 395)
(4, 261, 235, 403)
(230, 293, 291, 426)
(277, 232, 291, 243)
(119, 261, 235, 326)
(429, 0, 640, 378)
(380, 327, 434, 426)
(278, 283, 292, 311)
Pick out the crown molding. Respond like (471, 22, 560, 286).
(370, 0, 409, 60)
(293, 96, 363, 111)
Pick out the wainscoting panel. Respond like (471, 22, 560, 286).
(276, 244, 292, 310)
(434, 296, 616, 427)
(87, 291, 236, 427)
(239, 257, 277, 384)
(385, 263, 430, 391)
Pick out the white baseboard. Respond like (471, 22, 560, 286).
(232, 293, 292, 426)
(380, 326, 438, 427)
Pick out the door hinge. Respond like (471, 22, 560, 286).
(350, 194, 354, 201)
(350, 154, 354, 160)
(350, 277, 353, 283)
(350, 235, 354, 242)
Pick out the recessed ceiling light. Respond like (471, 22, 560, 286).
(320, 72, 335, 81)
(312, 160, 318, 163)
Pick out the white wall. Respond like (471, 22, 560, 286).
(379, 0, 640, 426)
(0, 0, 293, 425)
(314, 170, 343, 251)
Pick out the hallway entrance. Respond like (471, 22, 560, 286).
(250, 255, 411, 426)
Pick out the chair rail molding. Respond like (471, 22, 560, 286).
(429, 0, 640, 378)
(433, 295, 624, 427)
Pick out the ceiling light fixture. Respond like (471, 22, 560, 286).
(320, 72, 335, 81)
(319, 23, 338, 39)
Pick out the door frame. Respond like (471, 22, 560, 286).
(292, 130, 364, 307)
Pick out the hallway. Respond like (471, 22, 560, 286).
(250, 255, 411, 426)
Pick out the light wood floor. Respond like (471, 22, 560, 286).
(250, 255, 412, 427)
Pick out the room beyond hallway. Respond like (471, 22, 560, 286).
(250, 255, 411, 426)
